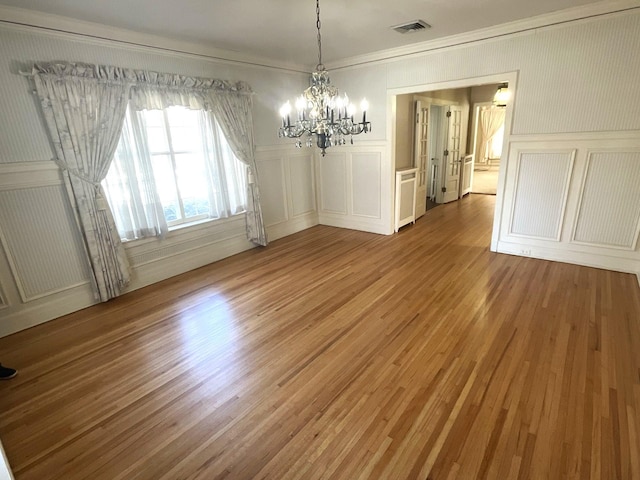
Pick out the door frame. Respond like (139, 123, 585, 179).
(388, 71, 518, 251)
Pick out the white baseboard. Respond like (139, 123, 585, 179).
(497, 240, 640, 276)
(126, 234, 254, 292)
(0, 213, 320, 338)
(0, 283, 96, 338)
(267, 212, 319, 241)
(319, 213, 392, 236)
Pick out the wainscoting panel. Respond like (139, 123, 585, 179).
(289, 153, 316, 217)
(352, 152, 382, 219)
(255, 146, 319, 242)
(317, 142, 391, 235)
(573, 150, 640, 250)
(0, 145, 318, 337)
(509, 151, 574, 240)
(319, 152, 348, 215)
(256, 156, 288, 226)
(0, 185, 90, 302)
(497, 134, 640, 276)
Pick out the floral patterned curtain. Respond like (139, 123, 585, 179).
(32, 63, 131, 301)
(209, 92, 267, 246)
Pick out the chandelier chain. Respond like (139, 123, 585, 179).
(316, 0, 323, 70)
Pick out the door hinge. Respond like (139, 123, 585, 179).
(441, 187, 447, 193)
(416, 112, 419, 124)
(446, 110, 452, 118)
(444, 149, 449, 157)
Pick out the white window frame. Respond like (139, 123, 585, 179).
(151, 109, 209, 228)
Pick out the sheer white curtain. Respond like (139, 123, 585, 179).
(102, 107, 168, 241)
(103, 106, 248, 240)
(479, 107, 506, 162)
(209, 91, 267, 245)
(201, 111, 247, 219)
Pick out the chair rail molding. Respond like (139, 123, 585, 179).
(0, 161, 62, 190)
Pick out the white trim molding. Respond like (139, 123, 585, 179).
(0, 5, 309, 74)
(497, 240, 640, 275)
(0, 161, 62, 190)
(0, 282, 96, 338)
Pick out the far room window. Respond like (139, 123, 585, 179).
(489, 122, 505, 159)
(103, 105, 247, 240)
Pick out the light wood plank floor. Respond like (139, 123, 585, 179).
(1, 194, 639, 480)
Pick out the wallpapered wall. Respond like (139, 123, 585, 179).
(328, 11, 640, 141)
(316, 10, 640, 276)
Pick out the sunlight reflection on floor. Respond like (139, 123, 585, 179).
(175, 292, 242, 385)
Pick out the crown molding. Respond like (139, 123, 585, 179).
(0, 5, 310, 74)
(325, 0, 640, 70)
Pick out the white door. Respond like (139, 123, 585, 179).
(442, 106, 463, 203)
(414, 100, 429, 218)
(460, 154, 474, 196)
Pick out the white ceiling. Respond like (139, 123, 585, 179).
(0, 0, 613, 66)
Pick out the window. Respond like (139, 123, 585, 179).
(489, 123, 505, 159)
(103, 105, 247, 241)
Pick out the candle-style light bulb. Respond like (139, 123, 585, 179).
(360, 98, 369, 123)
(295, 96, 306, 111)
(347, 103, 356, 118)
(279, 101, 292, 118)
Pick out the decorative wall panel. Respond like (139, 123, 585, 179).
(289, 154, 315, 217)
(0, 185, 89, 301)
(352, 152, 382, 218)
(320, 153, 347, 214)
(573, 151, 640, 249)
(510, 151, 574, 240)
(255, 157, 287, 226)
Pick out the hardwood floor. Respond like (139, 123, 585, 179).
(1, 194, 639, 479)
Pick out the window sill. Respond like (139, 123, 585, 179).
(122, 212, 246, 247)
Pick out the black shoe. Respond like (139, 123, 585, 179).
(0, 364, 17, 380)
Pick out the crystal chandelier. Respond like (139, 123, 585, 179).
(278, 0, 371, 156)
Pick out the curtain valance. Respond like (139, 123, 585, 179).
(31, 62, 252, 94)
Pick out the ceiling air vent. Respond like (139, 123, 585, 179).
(392, 20, 431, 34)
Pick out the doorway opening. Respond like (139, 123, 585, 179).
(389, 73, 515, 250)
(470, 101, 506, 195)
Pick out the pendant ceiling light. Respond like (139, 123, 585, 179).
(278, 0, 371, 156)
